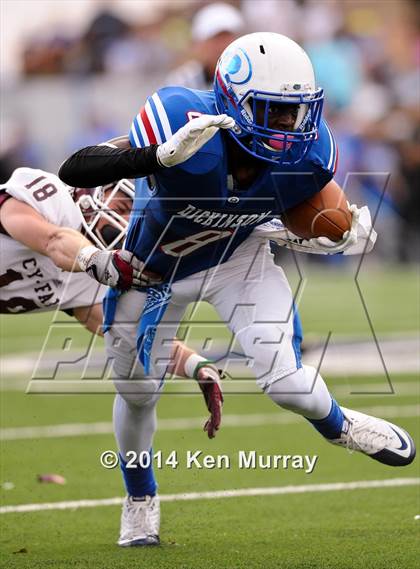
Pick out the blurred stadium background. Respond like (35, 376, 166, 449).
(0, 2, 419, 568)
(1, 0, 419, 263)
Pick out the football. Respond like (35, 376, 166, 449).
(281, 182, 352, 242)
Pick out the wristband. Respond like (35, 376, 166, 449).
(193, 361, 220, 381)
(77, 245, 99, 271)
(184, 354, 208, 379)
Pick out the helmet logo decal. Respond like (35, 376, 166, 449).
(227, 54, 242, 74)
(221, 48, 252, 85)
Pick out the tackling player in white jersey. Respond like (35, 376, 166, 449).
(1, 167, 111, 326)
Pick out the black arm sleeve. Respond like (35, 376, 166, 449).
(58, 144, 162, 187)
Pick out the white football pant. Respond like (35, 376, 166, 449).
(106, 234, 333, 459)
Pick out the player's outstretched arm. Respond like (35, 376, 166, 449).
(59, 139, 160, 188)
(168, 340, 224, 439)
(0, 197, 89, 265)
(48, 227, 163, 289)
(58, 114, 235, 188)
(0, 197, 158, 290)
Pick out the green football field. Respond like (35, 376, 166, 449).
(0, 268, 419, 568)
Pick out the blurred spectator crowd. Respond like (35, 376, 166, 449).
(2, 0, 419, 262)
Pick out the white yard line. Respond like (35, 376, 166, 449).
(1, 404, 419, 441)
(1, 478, 418, 515)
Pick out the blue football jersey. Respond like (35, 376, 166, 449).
(126, 86, 338, 281)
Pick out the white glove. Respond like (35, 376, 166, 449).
(255, 204, 377, 256)
(77, 246, 162, 289)
(311, 204, 377, 255)
(156, 114, 235, 167)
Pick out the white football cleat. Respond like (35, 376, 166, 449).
(328, 407, 416, 466)
(118, 495, 160, 547)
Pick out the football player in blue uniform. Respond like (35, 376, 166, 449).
(60, 32, 416, 547)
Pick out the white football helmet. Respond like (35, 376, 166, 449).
(214, 32, 324, 164)
(71, 179, 134, 250)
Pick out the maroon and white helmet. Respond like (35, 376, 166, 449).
(71, 179, 134, 250)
